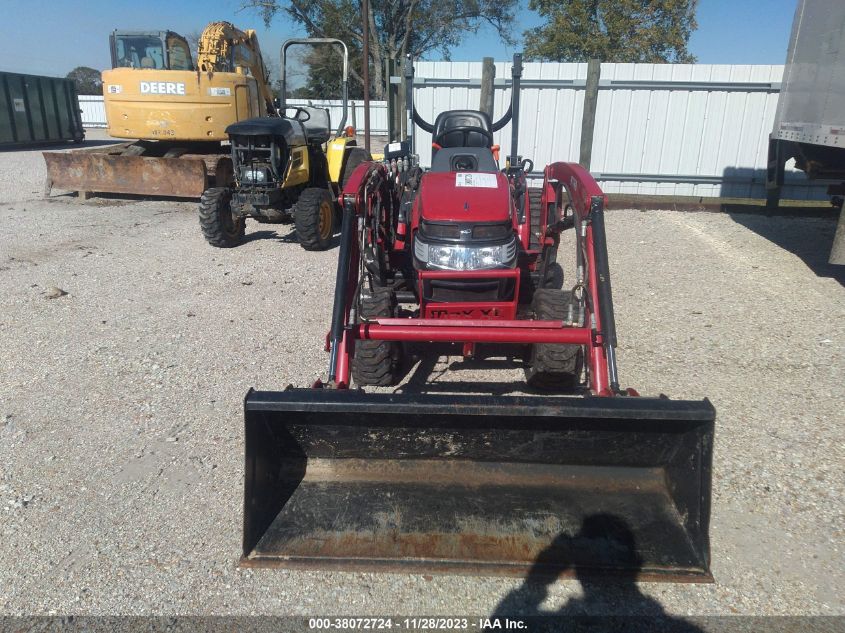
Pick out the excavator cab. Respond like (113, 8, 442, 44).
(109, 30, 194, 71)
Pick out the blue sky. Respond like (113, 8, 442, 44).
(0, 0, 799, 76)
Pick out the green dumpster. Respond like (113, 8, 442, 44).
(0, 71, 84, 147)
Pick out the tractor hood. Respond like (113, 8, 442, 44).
(418, 171, 512, 223)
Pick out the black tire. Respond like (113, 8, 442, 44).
(527, 187, 563, 291)
(198, 187, 245, 248)
(341, 147, 372, 191)
(528, 188, 543, 250)
(351, 289, 401, 387)
(543, 262, 564, 290)
(294, 187, 334, 250)
(525, 289, 582, 391)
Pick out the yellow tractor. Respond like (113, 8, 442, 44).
(198, 38, 369, 250)
(43, 22, 277, 198)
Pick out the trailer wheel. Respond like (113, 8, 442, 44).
(525, 289, 582, 391)
(351, 289, 401, 387)
(295, 187, 334, 250)
(198, 187, 245, 248)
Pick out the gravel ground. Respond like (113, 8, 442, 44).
(0, 131, 843, 618)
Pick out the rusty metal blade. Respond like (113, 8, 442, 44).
(242, 389, 715, 581)
(43, 151, 208, 198)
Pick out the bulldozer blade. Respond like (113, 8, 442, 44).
(43, 151, 208, 198)
(242, 389, 715, 581)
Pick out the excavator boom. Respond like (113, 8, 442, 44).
(197, 22, 277, 116)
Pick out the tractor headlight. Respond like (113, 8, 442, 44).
(240, 166, 270, 184)
(414, 236, 518, 270)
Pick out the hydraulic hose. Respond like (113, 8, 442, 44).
(589, 195, 620, 392)
(328, 195, 357, 382)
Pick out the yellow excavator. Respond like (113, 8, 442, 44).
(44, 22, 276, 198)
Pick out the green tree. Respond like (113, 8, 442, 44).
(287, 45, 361, 100)
(242, 0, 518, 99)
(525, 0, 698, 63)
(66, 66, 103, 95)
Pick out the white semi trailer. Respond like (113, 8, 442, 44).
(766, 0, 845, 264)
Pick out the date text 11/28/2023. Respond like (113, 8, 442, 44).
(308, 617, 527, 630)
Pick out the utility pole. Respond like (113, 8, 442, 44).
(362, 0, 371, 153)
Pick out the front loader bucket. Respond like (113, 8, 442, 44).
(43, 151, 208, 198)
(243, 390, 715, 581)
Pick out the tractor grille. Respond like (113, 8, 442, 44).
(230, 135, 285, 188)
(424, 277, 515, 303)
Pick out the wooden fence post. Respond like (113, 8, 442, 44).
(579, 59, 601, 170)
(479, 57, 495, 117)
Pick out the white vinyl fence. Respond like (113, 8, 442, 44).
(78, 95, 388, 133)
(287, 99, 389, 135)
(79, 95, 107, 128)
(77, 62, 826, 200)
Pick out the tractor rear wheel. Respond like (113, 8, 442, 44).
(342, 147, 372, 190)
(198, 187, 245, 248)
(351, 289, 402, 387)
(525, 289, 582, 391)
(527, 188, 564, 292)
(295, 187, 334, 250)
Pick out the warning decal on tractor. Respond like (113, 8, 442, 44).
(455, 173, 498, 188)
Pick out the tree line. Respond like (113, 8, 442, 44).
(243, 0, 698, 99)
(65, 1, 698, 99)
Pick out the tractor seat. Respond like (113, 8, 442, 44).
(296, 106, 332, 145)
(430, 147, 499, 173)
(432, 110, 493, 148)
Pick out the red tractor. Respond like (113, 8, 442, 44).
(241, 55, 716, 581)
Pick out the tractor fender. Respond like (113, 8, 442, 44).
(326, 137, 355, 185)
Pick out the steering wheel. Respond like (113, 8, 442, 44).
(284, 106, 311, 122)
(434, 125, 494, 148)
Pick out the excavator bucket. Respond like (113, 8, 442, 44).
(43, 151, 209, 198)
(242, 389, 715, 581)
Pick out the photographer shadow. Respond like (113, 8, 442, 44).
(490, 514, 705, 632)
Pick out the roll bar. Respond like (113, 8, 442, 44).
(406, 53, 522, 159)
(280, 38, 349, 137)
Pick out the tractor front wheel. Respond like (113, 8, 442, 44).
(525, 289, 582, 391)
(198, 187, 245, 248)
(294, 187, 334, 250)
(351, 289, 402, 387)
